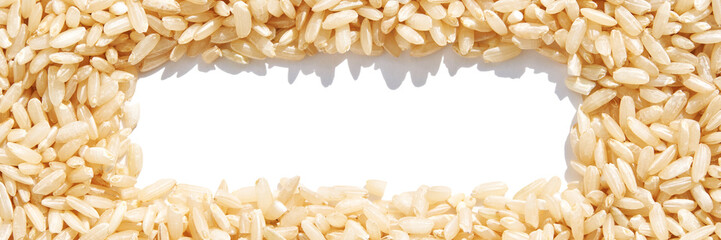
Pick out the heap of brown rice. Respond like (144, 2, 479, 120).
(1, 0, 721, 238)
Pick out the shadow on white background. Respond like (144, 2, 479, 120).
(132, 48, 582, 196)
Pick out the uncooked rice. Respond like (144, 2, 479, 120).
(2, 0, 721, 238)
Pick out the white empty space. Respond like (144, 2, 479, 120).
(131, 48, 581, 196)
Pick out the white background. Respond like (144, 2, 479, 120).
(131, 48, 582, 197)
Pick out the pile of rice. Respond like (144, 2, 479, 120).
(1, 0, 720, 238)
